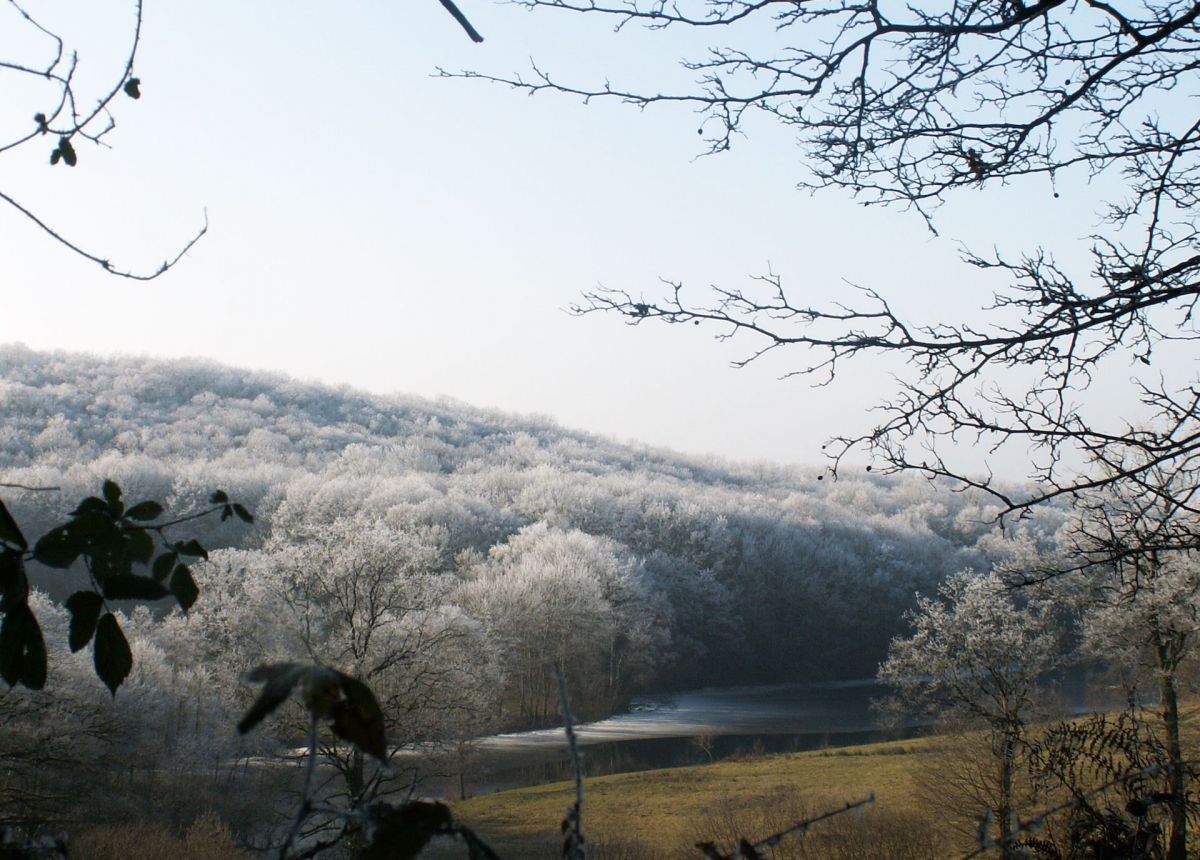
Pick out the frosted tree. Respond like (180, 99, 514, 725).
(1057, 466, 1200, 860)
(1074, 556, 1199, 860)
(0, 593, 249, 829)
(878, 570, 1061, 857)
(458, 523, 669, 724)
(0, 592, 120, 823)
(254, 513, 496, 812)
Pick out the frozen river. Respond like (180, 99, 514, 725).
(436, 679, 916, 796)
(483, 678, 887, 750)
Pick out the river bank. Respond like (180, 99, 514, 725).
(423, 679, 926, 798)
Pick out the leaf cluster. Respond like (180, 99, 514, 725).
(0, 480, 250, 695)
(238, 663, 507, 859)
(238, 662, 388, 762)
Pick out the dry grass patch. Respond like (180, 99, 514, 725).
(72, 812, 250, 860)
(434, 735, 954, 858)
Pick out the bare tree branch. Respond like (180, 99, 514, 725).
(0, 0, 209, 279)
(448, 0, 1200, 523)
(0, 191, 208, 280)
(439, 0, 485, 42)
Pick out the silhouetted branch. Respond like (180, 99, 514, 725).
(439, 0, 485, 42)
(278, 716, 321, 860)
(0, 191, 208, 280)
(0, 0, 213, 280)
(571, 253, 1200, 521)
(556, 671, 586, 860)
(446, 0, 1200, 523)
(696, 794, 875, 859)
(449, 0, 1200, 198)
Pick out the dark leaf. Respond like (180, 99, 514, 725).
(0, 551, 28, 611)
(0, 607, 22, 686)
(231, 503, 254, 524)
(245, 662, 302, 683)
(169, 564, 199, 612)
(238, 663, 307, 734)
(175, 539, 208, 560)
(125, 500, 163, 521)
(22, 619, 46, 690)
(71, 497, 109, 517)
(209, 490, 228, 505)
(302, 668, 342, 718)
(103, 574, 170, 601)
(0, 603, 46, 690)
(79, 515, 131, 581)
(59, 138, 77, 167)
(101, 480, 122, 516)
(331, 673, 388, 761)
(50, 148, 60, 165)
(362, 801, 453, 860)
(33, 524, 83, 568)
(124, 527, 154, 565)
(69, 511, 121, 543)
(0, 501, 26, 550)
(93, 613, 132, 695)
(124, 77, 141, 99)
(152, 551, 177, 581)
(88, 549, 128, 585)
(66, 591, 104, 652)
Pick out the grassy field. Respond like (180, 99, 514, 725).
(427, 706, 1200, 859)
(429, 734, 960, 858)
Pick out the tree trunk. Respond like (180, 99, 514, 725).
(346, 747, 365, 805)
(343, 748, 367, 853)
(998, 730, 1016, 860)
(1159, 657, 1187, 860)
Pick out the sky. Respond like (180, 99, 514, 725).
(0, 0, 1118, 470)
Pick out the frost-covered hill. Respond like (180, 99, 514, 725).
(0, 344, 1049, 689)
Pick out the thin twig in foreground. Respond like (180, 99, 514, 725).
(556, 671, 586, 860)
(279, 716, 320, 860)
(0, 190, 207, 281)
(697, 795, 875, 860)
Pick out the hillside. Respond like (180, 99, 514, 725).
(0, 344, 1055, 694)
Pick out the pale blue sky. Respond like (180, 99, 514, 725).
(1, 0, 1115, 469)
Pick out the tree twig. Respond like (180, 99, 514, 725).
(555, 671, 586, 860)
(278, 716, 321, 860)
(438, 0, 485, 42)
(0, 191, 207, 281)
(696, 795, 876, 859)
